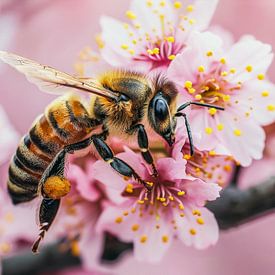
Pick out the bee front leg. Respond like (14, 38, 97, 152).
(92, 136, 152, 190)
(128, 124, 158, 177)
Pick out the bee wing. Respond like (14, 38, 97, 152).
(0, 51, 118, 100)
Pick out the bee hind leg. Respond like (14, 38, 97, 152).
(32, 198, 60, 253)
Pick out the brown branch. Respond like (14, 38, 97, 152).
(207, 176, 275, 229)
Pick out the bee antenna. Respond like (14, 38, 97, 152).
(177, 101, 224, 112)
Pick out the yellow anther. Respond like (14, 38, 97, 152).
(180, 213, 185, 217)
(153, 47, 160, 54)
(174, 1, 182, 9)
(206, 51, 213, 57)
(131, 224, 139, 231)
(186, 4, 194, 12)
(179, 204, 185, 210)
(132, 39, 137, 45)
(177, 191, 186, 196)
(189, 228, 197, 235)
(134, 23, 141, 29)
(192, 209, 201, 216)
(209, 150, 216, 156)
(223, 165, 232, 172)
(131, 208, 136, 213)
(208, 108, 217, 115)
(138, 200, 145, 204)
(123, 211, 129, 216)
(124, 176, 130, 181)
(123, 23, 129, 29)
(221, 71, 228, 77)
(188, 88, 196, 94)
(198, 65, 205, 72)
(223, 95, 231, 101)
(205, 127, 213, 135)
(217, 123, 224, 131)
(126, 188, 133, 193)
(160, 1, 166, 7)
(267, 104, 275, 111)
(115, 216, 123, 224)
(168, 54, 176, 60)
(140, 235, 148, 243)
(258, 74, 265, 80)
(160, 197, 166, 202)
(162, 235, 169, 243)
(195, 94, 202, 100)
(246, 65, 253, 72)
(146, 181, 154, 187)
(95, 34, 104, 49)
(126, 10, 137, 20)
(220, 57, 226, 64)
(183, 154, 191, 160)
(166, 36, 175, 43)
(121, 44, 129, 50)
(234, 129, 242, 136)
(147, 0, 153, 7)
(230, 68, 236, 74)
(147, 49, 153, 55)
(189, 19, 196, 25)
(4, 212, 14, 223)
(168, 195, 174, 201)
(184, 80, 193, 88)
(0, 243, 11, 253)
(197, 218, 205, 225)
(261, 90, 269, 97)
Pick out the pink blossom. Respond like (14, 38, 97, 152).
(168, 31, 275, 166)
(99, 0, 218, 71)
(93, 147, 221, 263)
(172, 130, 234, 187)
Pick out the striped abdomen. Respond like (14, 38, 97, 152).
(8, 95, 94, 204)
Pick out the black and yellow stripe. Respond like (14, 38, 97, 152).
(8, 96, 93, 205)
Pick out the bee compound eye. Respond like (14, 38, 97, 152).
(155, 99, 169, 121)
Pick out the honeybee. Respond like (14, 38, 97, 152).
(0, 51, 223, 253)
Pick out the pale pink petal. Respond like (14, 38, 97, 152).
(130, 0, 176, 39)
(217, 109, 265, 166)
(181, 178, 221, 205)
(67, 164, 100, 202)
(225, 36, 273, 83)
(157, 157, 187, 181)
(174, 205, 219, 249)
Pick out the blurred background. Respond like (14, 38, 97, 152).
(1, 0, 275, 274)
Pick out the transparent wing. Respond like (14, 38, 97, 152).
(0, 51, 118, 100)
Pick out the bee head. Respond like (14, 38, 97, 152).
(148, 76, 178, 146)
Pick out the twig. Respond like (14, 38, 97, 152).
(207, 176, 275, 229)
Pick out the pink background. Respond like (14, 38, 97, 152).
(1, 1, 275, 274)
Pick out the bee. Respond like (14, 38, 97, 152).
(0, 51, 224, 253)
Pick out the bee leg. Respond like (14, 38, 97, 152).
(92, 136, 152, 190)
(129, 124, 158, 177)
(175, 113, 194, 156)
(32, 137, 93, 253)
(32, 198, 60, 253)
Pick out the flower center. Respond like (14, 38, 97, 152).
(125, 180, 186, 211)
(185, 62, 242, 108)
(134, 36, 184, 69)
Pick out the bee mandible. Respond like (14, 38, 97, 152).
(0, 51, 224, 253)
